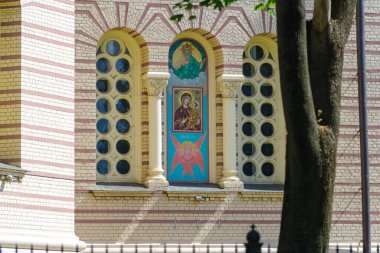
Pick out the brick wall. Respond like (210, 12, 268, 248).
(74, 0, 378, 244)
(0, 0, 80, 248)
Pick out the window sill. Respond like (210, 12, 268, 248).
(91, 183, 284, 201)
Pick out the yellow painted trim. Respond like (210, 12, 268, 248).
(240, 33, 286, 184)
(96, 30, 143, 184)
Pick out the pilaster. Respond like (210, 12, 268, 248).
(143, 72, 170, 190)
(218, 75, 244, 191)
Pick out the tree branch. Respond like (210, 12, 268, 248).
(312, 0, 330, 32)
(331, 0, 357, 42)
(277, 0, 319, 144)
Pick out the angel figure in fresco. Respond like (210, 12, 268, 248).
(174, 92, 201, 131)
(170, 133, 205, 177)
(172, 42, 206, 79)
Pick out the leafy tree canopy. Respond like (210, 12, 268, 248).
(170, 0, 276, 21)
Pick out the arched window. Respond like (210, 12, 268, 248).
(238, 34, 286, 184)
(95, 30, 142, 183)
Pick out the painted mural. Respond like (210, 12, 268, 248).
(167, 39, 208, 183)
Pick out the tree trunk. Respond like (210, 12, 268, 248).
(276, 0, 357, 252)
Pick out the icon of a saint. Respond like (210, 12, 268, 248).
(174, 92, 201, 131)
(171, 42, 206, 79)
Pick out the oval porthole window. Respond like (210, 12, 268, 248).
(243, 162, 256, 177)
(117, 160, 130, 175)
(106, 40, 121, 56)
(97, 160, 109, 175)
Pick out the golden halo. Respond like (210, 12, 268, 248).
(178, 90, 193, 105)
(173, 41, 202, 63)
(181, 141, 195, 153)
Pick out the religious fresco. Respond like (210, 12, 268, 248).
(173, 87, 203, 132)
(167, 38, 209, 183)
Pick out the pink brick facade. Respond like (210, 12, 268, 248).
(0, 0, 379, 249)
(0, 0, 81, 250)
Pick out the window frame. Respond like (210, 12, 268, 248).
(95, 30, 143, 184)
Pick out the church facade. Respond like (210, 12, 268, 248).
(0, 0, 379, 250)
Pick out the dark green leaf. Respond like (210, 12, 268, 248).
(170, 14, 184, 22)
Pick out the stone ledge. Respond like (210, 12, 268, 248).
(91, 183, 284, 201)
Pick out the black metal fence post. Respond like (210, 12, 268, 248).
(245, 225, 262, 253)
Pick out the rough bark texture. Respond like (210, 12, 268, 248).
(276, 0, 357, 252)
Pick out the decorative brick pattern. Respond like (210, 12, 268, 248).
(72, 0, 380, 244)
(0, 0, 79, 246)
(1, 0, 379, 247)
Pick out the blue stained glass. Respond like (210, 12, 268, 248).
(261, 122, 274, 137)
(242, 102, 255, 117)
(97, 160, 109, 174)
(116, 58, 130, 73)
(261, 143, 274, 157)
(96, 98, 110, 114)
(242, 122, 255, 136)
(96, 118, 110, 134)
(96, 58, 110, 73)
(250, 46, 264, 61)
(262, 162, 274, 177)
(261, 103, 273, 117)
(260, 84, 273, 97)
(106, 40, 120, 56)
(243, 63, 255, 77)
(96, 79, 109, 93)
(242, 83, 255, 97)
(260, 63, 273, 78)
(116, 79, 130, 93)
(243, 142, 255, 156)
(96, 139, 109, 154)
(96, 47, 102, 55)
(243, 162, 256, 176)
(116, 160, 130, 174)
(116, 119, 130, 134)
(116, 99, 130, 114)
(116, 140, 130, 154)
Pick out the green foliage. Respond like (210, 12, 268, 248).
(170, 0, 276, 22)
(254, 0, 276, 16)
